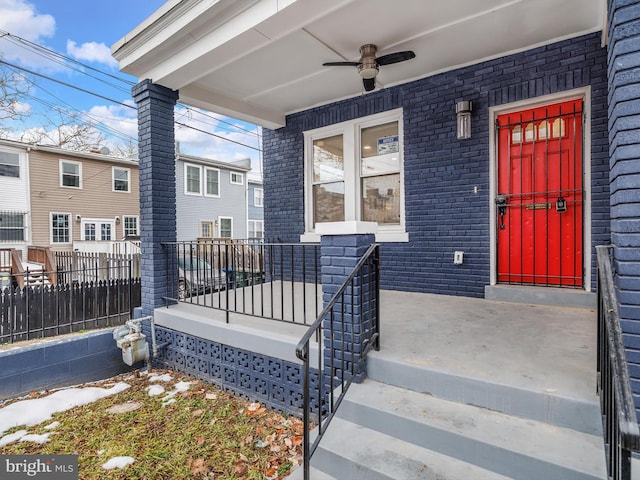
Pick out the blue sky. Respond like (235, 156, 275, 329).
(0, 0, 262, 171)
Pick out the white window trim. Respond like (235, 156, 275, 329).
(230, 172, 244, 185)
(302, 108, 408, 243)
(50, 212, 72, 245)
(204, 167, 221, 198)
(123, 215, 139, 236)
(254, 188, 264, 207)
(184, 163, 202, 196)
(218, 216, 233, 238)
(59, 159, 82, 189)
(112, 166, 131, 193)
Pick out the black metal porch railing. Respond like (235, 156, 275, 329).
(162, 240, 321, 325)
(295, 244, 380, 480)
(596, 245, 640, 480)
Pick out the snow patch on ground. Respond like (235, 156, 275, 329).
(20, 433, 51, 444)
(146, 385, 165, 397)
(147, 373, 172, 383)
(102, 456, 135, 470)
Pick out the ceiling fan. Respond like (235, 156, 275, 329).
(323, 44, 415, 92)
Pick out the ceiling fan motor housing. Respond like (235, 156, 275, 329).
(358, 44, 379, 79)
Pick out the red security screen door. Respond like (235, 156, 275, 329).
(496, 99, 583, 287)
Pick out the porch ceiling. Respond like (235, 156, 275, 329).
(112, 0, 605, 129)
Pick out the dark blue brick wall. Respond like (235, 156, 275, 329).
(132, 80, 179, 315)
(264, 32, 609, 298)
(608, 0, 640, 416)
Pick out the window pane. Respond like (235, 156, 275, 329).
(62, 162, 80, 187)
(313, 182, 344, 224)
(0, 151, 20, 178)
(362, 174, 401, 225)
(219, 218, 232, 238)
(206, 169, 219, 195)
(124, 217, 138, 236)
(361, 122, 400, 175)
(186, 166, 200, 193)
(114, 168, 129, 191)
(101, 223, 112, 241)
(52, 214, 70, 243)
(201, 222, 212, 238)
(231, 172, 243, 184)
(313, 135, 343, 183)
(0, 213, 25, 241)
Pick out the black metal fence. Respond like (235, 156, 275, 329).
(596, 245, 640, 480)
(296, 244, 380, 480)
(1, 262, 141, 344)
(162, 240, 321, 325)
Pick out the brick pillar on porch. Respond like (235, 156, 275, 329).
(321, 233, 375, 385)
(132, 79, 179, 316)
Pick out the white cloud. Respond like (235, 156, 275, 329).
(0, 0, 56, 68)
(67, 39, 117, 68)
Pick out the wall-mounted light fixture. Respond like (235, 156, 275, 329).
(456, 100, 472, 139)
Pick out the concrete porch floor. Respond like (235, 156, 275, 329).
(161, 284, 597, 410)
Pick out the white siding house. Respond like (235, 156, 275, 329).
(175, 154, 251, 241)
(0, 141, 31, 255)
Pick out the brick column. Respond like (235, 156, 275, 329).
(321, 233, 376, 385)
(132, 80, 179, 315)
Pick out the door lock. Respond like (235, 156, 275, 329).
(495, 194, 507, 230)
(556, 196, 566, 213)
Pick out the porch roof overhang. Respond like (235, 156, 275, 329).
(112, 0, 606, 130)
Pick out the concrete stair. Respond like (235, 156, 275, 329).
(21, 262, 52, 287)
(289, 357, 606, 479)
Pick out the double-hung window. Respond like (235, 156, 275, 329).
(51, 213, 71, 244)
(304, 109, 406, 241)
(230, 172, 243, 185)
(205, 168, 220, 197)
(254, 188, 263, 207)
(218, 217, 233, 238)
(0, 150, 20, 178)
(113, 167, 130, 192)
(60, 160, 81, 188)
(185, 164, 201, 195)
(0, 213, 26, 241)
(123, 216, 139, 236)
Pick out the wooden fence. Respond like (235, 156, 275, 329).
(54, 251, 141, 283)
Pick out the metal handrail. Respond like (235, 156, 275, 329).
(596, 245, 640, 479)
(295, 243, 380, 480)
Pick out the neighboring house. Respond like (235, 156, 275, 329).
(0, 140, 31, 257)
(247, 173, 264, 240)
(114, 1, 640, 478)
(24, 141, 140, 253)
(175, 153, 251, 241)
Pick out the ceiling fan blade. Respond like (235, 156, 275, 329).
(363, 77, 376, 92)
(376, 50, 415, 66)
(323, 61, 360, 67)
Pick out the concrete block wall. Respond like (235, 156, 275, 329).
(0, 330, 132, 401)
(607, 0, 640, 414)
(263, 32, 609, 297)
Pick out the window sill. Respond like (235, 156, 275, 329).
(300, 231, 409, 243)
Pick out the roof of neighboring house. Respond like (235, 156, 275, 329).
(176, 153, 252, 172)
(247, 171, 263, 185)
(0, 138, 139, 168)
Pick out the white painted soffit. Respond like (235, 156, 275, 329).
(113, 0, 605, 129)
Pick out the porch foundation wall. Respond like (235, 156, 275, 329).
(263, 32, 609, 298)
(0, 330, 132, 401)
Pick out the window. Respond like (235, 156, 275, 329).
(248, 220, 264, 239)
(185, 164, 201, 195)
(60, 160, 81, 188)
(0, 213, 26, 241)
(230, 172, 243, 185)
(51, 213, 71, 244)
(81, 219, 115, 241)
(200, 221, 214, 238)
(205, 168, 220, 197)
(254, 188, 263, 207)
(0, 150, 20, 178)
(113, 167, 130, 192)
(123, 216, 139, 237)
(218, 217, 233, 238)
(304, 109, 405, 239)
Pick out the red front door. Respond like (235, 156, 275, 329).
(496, 99, 583, 287)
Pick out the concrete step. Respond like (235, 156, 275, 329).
(367, 352, 602, 436)
(287, 465, 337, 480)
(311, 417, 512, 480)
(335, 380, 606, 480)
